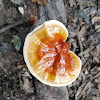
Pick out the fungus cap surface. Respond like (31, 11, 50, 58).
(23, 20, 82, 86)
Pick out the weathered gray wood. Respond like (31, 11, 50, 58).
(34, 80, 69, 100)
(31, 0, 69, 100)
(33, 0, 67, 28)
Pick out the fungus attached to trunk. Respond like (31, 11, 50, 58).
(23, 20, 82, 86)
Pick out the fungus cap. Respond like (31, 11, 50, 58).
(23, 20, 82, 87)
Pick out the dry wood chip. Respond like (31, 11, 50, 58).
(18, 7, 24, 15)
(81, 60, 89, 72)
(92, 17, 100, 24)
(97, 29, 100, 32)
(22, 77, 34, 93)
(79, 26, 86, 36)
(95, 25, 100, 30)
(77, 26, 86, 57)
(69, 0, 76, 7)
(31, 0, 48, 5)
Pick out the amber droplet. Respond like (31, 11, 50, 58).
(29, 17, 35, 25)
(17, 61, 25, 69)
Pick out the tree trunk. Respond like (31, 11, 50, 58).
(32, 0, 69, 100)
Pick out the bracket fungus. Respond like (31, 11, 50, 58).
(23, 20, 82, 87)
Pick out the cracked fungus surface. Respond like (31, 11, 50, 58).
(27, 24, 80, 85)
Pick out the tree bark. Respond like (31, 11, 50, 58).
(32, 0, 69, 100)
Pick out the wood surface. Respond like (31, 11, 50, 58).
(31, 0, 69, 100)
